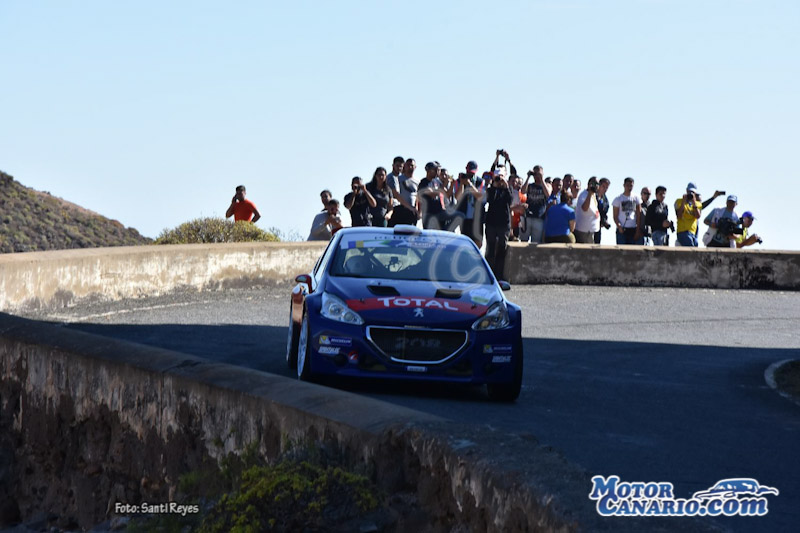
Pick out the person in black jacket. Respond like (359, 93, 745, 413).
(646, 186, 673, 246)
(484, 169, 513, 281)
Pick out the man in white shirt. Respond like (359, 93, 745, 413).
(574, 177, 600, 243)
(612, 177, 643, 245)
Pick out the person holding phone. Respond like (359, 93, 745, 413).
(225, 185, 261, 223)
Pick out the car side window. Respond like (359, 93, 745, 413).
(314, 236, 337, 282)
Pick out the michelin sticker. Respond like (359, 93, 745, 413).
(483, 344, 513, 354)
(589, 476, 779, 517)
(319, 335, 352, 347)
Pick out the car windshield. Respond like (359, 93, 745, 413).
(329, 234, 493, 284)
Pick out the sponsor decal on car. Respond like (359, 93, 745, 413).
(483, 344, 513, 354)
(318, 335, 353, 347)
(469, 288, 495, 305)
(491, 355, 512, 363)
(347, 297, 487, 315)
(318, 346, 340, 355)
(342, 236, 459, 251)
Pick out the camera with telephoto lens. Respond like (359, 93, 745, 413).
(716, 217, 744, 237)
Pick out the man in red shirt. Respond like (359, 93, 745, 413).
(225, 185, 261, 223)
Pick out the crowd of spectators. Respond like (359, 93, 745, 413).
(230, 151, 761, 282)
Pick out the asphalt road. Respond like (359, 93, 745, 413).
(32, 284, 800, 532)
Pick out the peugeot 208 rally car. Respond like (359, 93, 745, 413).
(286, 225, 523, 401)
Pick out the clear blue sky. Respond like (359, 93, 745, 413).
(2, 0, 798, 249)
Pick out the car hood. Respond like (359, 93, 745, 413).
(324, 276, 501, 328)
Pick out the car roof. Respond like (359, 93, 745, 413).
(335, 226, 475, 244)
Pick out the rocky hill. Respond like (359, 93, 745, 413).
(0, 170, 151, 253)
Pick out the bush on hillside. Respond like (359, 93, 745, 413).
(155, 217, 280, 244)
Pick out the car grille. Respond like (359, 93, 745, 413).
(366, 326, 468, 364)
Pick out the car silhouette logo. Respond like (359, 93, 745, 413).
(692, 478, 779, 500)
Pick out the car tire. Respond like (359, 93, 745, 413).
(286, 303, 299, 370)
(297, 310, 314, 381)
(486, 339, 523, 402)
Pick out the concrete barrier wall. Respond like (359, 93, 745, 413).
(0, 312, 592, 531)
(0, 242, 326, 312)
(505, 243, 800, 290)
(2, 242, 797, 314)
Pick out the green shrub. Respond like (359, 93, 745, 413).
(198, 460, 378, 533)
(155, 217, 280, 244)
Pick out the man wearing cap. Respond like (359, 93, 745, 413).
(704, 195, 740, 247)
(225, 185, 261, 223)
(388, 158, 420, 227)
(418, 161, 445, 229)
(736, 212, 761, 248)
(455, 161, 485, 246)
(674, 183, 703, 246)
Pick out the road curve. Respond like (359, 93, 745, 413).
(31, 284, 800, 532)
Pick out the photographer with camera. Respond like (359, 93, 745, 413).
(308, 197, 344, 241)
(645, 186, 673, 245)
(594, 178, 611, 243)
(704, 194, 740, 248)
(344, 176, 377, 227)
(225, 185, 261, 223)
(736, 211, 762, 248)
(519, 165, 551, 243)
(674, 182, 703, 247)
(484, 168, 514, 281)
(574, 177, 600, 243)
(455, 160, 486, 247)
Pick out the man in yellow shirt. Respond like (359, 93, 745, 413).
(674, 182, 702, 246)
(736, 211, 761, 248)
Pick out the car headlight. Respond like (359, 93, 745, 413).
(472, 301, 510, 330)
(320, 292, 364, 325)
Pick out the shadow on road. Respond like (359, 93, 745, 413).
(58, 321, 799, 532)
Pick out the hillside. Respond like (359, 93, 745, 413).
(0, 170, 151, 253)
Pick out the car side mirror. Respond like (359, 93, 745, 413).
(499, 280, 511, 291)
(295, 274, 312, 285)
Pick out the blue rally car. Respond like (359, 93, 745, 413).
(285, 225, 523, 401)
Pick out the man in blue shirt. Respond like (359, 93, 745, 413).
(544, 191, 576, 243)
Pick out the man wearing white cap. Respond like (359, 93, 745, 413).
(704, 194, 740, 248)
(674, 182, 703, 246)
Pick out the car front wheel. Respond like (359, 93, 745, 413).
(487, 340, 523, 402)
(286, 303, 299, 370)
(297, 310, 314, 381)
